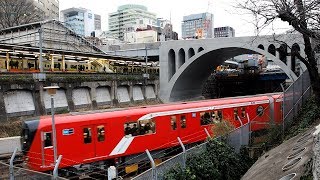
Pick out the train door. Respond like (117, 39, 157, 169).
(235, 107, 248, 125)
(95, 125, 106, 157)
(170, 115, 179, 139)
(81, 126, 96, 158)
(41, 131, 55, 167)
(177, 114, 188, 141)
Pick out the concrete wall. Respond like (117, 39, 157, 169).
(0, 137, 21, 154)
(0, 80, 159, 121)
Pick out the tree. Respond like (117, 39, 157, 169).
(238, 0, 320, 105)
(0, 0, 43, 29)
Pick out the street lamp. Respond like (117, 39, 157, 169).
(43, 86, 59, 166)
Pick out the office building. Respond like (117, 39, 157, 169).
(108, 4, 157, 40)
(214, 26, 235, 37)
(34, 0, 59, 20)
(181, 12, 214, 39)
(60, 7, 101, 37)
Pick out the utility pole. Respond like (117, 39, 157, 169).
(39, 23, 43, 72)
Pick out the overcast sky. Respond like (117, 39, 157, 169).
(59, 0, 291, 38)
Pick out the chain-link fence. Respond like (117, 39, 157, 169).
(0, 161, 67, 180)
(282, 71, 311, 131)
(132, 123, 251, 180)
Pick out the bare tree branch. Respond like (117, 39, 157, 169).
(237, 0, 320, 105)
(0, 0, 44, 29)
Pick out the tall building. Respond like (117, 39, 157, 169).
(33, 0, 59, 20)
(108, 4, 157, 40)
(60, 7, 101, 37)
(214, 26, 235, 38)
(94, 14, 102, 31)
(181, 12, 214, 39)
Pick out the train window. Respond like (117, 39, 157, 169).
(181, 115, 186, 128)
(200, 112, 213, 125)
(44, 132, 52, 147)
(241, 107, 246, 118)
(139, 119, 156, 135)
(124, 119, 156, 136)
(83, 128, 92, 144)
(212, 110, 223, 122)
(171, 116, 177, 130)
(256, 106, 264, 117)
(97, 126, 105, 142)
(234, 108, 238, 120)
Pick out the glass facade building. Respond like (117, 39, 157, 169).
(181, 12, 214, 39)
(61, 8, 98, 37)
(108, 4, 157, 40)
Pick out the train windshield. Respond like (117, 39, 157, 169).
(21, 120, 39, 155)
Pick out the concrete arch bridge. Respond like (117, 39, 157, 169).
(159, 34, 306, 102)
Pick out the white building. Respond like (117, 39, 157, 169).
(181, 12, 214, 39)
(125, 29, 158, 43)
(108, 4, 157, 40)
(60, 7, 100, 37)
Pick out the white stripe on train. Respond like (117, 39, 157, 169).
(138, 100, 270, 121)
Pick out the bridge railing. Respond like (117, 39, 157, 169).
(282, 71, 311, 131)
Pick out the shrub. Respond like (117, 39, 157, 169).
(164, 139, 253, 180)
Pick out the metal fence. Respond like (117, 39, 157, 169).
(282, 71, 312, 131)
(0, 161, 67, 180)
(132, 123, 251, 180)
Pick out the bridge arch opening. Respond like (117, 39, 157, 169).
(178, 48, 186, 68)
(268, 44, 276, 56)
(278, 44, 288, 64)
(164, 46, 292, 102)
(168, 49, 176, 81)
(258, 44, 265, 50)
(198, 47, 204, 52)
(188, 48, 195, 59)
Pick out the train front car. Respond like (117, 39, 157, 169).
(21, 119, 40, 170)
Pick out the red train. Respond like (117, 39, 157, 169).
(21, 93, 283, 174)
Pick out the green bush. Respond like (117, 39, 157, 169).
(164, 139, 253, 180)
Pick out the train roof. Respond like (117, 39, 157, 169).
(38, 93, 281, 127)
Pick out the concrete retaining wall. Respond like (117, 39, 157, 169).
(96, 86, 112, 105)
(117, 86, 130, 103)
(43, 89, 68, 109)
(0, 137, 21, 154)
(133, 85, 144, 101)
(4, 90, 35, 114)
(146, 85, 156, 99)
(313, 127, 320, 180)
(0, 79, 159, 120)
